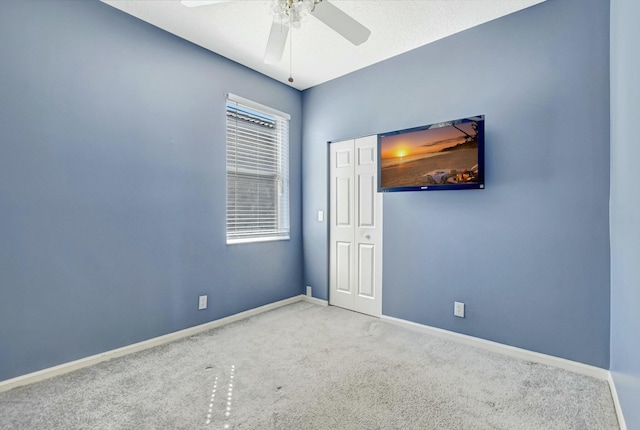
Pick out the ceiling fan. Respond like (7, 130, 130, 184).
(180, 0, 371, 65)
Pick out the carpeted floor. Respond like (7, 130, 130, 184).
(0, 302, 619, 429)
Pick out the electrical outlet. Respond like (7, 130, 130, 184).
(198, 295, 208, 310)
(306, 286, 312, 297)
(317, 211, 324, 222)
(454, 301, 465, 318)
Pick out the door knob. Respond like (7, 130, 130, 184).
(364, 234, 371, 239)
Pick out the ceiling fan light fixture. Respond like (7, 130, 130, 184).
(271, 0, 322, 27)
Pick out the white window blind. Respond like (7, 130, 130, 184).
(226, 94, 290, 244)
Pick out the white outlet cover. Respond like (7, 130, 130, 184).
(317, 211, 324, 222)
(198, 295, 208, 310)
(454, 301, 465, 318)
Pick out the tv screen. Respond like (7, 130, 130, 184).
(378, 115, 485, 192)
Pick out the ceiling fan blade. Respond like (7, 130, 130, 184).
(264, 20, 290, 64)
(180, 0, 231, 8)
(312, 1, 371, 46)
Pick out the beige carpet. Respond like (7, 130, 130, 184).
(0, 302, 619, 429)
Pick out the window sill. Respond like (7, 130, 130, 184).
(227, 236, 290, 245)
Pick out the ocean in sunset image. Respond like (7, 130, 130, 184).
(380, 120, 480, 188)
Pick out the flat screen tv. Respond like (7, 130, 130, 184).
(378, 115, 485, 192)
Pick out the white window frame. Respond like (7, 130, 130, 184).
(226, 93, 290, 244)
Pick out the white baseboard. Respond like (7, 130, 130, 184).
(301, 295, 329, 306)
(0, 294, 308, 393)
(380, 315, 609, 381)
(608, 372, 628, 430)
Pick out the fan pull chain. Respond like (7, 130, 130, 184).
(288, 12, 294, 83)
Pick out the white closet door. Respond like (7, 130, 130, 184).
(329, 135, 382, 317)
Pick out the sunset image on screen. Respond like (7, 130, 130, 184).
(380, 120, 480, 188)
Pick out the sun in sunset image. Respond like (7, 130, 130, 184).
(395, 148, 408, 160)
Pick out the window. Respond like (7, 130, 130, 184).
(226, 94, 290, 244)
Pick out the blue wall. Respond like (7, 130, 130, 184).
(302, 0, 611, 368)
(610, 0, 640, 427)
(0, 0, 303, 381)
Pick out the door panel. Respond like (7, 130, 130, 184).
(336, 148, 351, 168)
(358, 145, 375, 166)
(336, 242, 352, 293)
(336, 177, 351, 226)
(358, 244, 375, 298)
(330, 135, 382, 317)
(330, 140, 356, 311)
(358, 173, 375, 227)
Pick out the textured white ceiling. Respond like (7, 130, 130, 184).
(101, 0, 546, 90)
